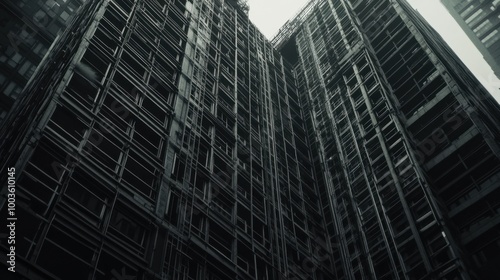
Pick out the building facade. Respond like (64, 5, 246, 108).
(441, 0, 500, 79)
(0, 0, 336, 279)
(1, 0, 500, 280)
(273, 0, 500, 279)
(0, 0, 85, 123)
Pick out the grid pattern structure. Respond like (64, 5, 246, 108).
(2, 0, 500, 279)
(441, 0, 500, 79)
(283, 1, 466, 278)
(0, 0, 335, 279)
(273, 1, 500, 279)
(276, 0, 500, 279)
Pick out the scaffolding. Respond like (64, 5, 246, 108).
(270, 0, 318, 50)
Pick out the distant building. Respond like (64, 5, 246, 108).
(0, 0, 84, 122)
(441, 0, 500, 79)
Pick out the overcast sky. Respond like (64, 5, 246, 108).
(247, 0, 500, 102)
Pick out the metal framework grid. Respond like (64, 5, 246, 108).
(1, 0, 500, 279)
(275, 0, 500, 279)
(0, 0, 336, 279)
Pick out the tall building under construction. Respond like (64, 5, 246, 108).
(1, 0, 500, 279)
